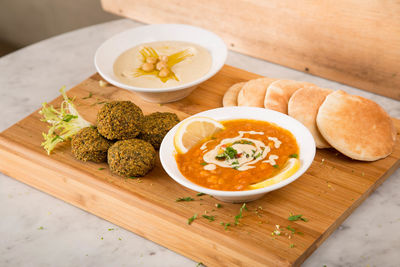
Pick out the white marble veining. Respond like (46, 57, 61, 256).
(0, 19, 399, 267)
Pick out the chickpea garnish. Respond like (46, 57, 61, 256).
(146, 57, 157, 64)
(156, 61, 168, 71)
(158, 67, 170, 78)
(141, 62, 155, 72)
(159, 55, 168, 63)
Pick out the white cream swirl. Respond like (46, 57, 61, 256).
(201, 131, 281, 171)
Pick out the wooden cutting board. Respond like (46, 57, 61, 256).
(0, 65, 399, 266)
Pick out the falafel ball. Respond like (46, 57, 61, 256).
(97, 101, 143, 140)
(139, 112, 180, 149)
(71, 127, 113, 162)
(108, 139, 156, 177)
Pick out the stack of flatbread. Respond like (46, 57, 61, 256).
(223, 79, 397, 161)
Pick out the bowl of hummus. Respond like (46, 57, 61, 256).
(95, 24, 227, 103)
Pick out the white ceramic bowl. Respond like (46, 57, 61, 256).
(94, 24, 227, 103)
(160, 107, 316, 203)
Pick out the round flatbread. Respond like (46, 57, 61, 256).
(316, 90, 396, 161)
(237, 78, 275, 107)
(264, 80, 315, 114)
(222, 82, 246, 107)
(288, 86, 333, 149)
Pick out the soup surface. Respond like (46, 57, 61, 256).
(113, 41, 212, 88)
(176, 119, 299, 191)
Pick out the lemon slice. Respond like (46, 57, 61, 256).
(174, 116, 225, 154)
(248, 158, 300, 189)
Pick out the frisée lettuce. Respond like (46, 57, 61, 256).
(39, 86, 91, 154)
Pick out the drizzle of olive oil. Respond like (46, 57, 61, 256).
(133, 46, 193, 83)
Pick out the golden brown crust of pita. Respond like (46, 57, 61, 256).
(222, 82, 246, 107)
(288, 87, 333, 148)
(316, 90, 396, 161)
(264, 80, 315, 114)
(237, 78, 275, 107)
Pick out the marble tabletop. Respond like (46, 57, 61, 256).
(0, 19, 399, 267)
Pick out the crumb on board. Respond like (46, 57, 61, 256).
(99, 80, 108, 87)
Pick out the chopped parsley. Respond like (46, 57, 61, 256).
(38, 226, 44, 230)
(225, 146, 238, 159)
(196, 262, 205, 267)
(128, 176, 139, 179)
(215, 203, 222, 208)
(288, 214, 308, 222)
(91, 100, 107, 106)
(286, 226, 296, 233)
(233, 140, 254, 145)
(220, 222, 231, 230)
(273, 164, 279, 168)
(82, 92, 93, 99)
(176, 197, 195, 202)
(98, 167, 105, 170)
(234, 203, 248, 225)
(215, 146, 239, 161)
(290, 243, 295, 248)
(253, 152, 261, 159)
(108, 228, 114, 231)
(202, 215, 215, 222)
(200, 162, 207, 166)
(196, 192, 206, 196)
(188, 214, 197, 225)
(215, 153, 226, 160)
(289, 154, 298, 158)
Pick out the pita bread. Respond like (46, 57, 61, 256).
(264, 80, 316, 114)
(316, 90, 396, 161)
(288, 86, 333, 148)
(237, 78, 275, 107)
(222, 82, 245, 107)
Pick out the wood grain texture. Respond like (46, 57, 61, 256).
(101, 0, 400, 100)
(0, 65, 399, 266)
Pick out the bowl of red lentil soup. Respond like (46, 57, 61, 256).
(160, 107, 315, 203)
